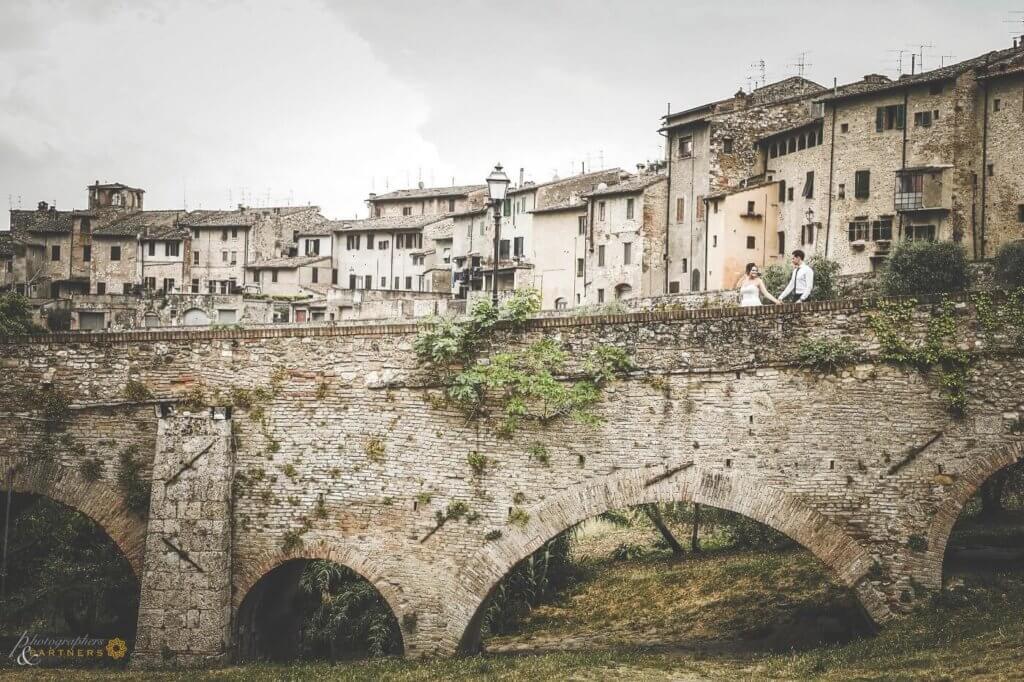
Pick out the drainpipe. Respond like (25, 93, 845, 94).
(389, 229, 396, 288)
(703, 197, 710, 291)
(824, 81, 838, 258)
(898, 86, 909, 239)
(661, 103, 672, 293)
(979, 64, 991, 259)
(761, 191, 769, 269)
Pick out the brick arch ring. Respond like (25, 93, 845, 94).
(922, 441, 1024, 589)
(446, 466, 890, 653)
(232, 535, 414, 653)
(0, 457, 147, 577)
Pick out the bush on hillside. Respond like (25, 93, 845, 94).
(994, 240, 1024, 289)
(883, 241, 971, 296)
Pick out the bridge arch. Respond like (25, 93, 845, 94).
(233, 536, 411, 658)
(448, 466, 888, 653)
(923, 441, 1024, 589)
(0, 457, 146, 577)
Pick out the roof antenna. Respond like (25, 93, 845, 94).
(788, 52, 811, 78)
(750, 59, 766, 88)
(940, 54, 956, 67)
(887, 49, 909, 76)
(907, 43, 934, 73)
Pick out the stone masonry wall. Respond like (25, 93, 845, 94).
(0, 297, 1021, 661)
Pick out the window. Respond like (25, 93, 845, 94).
(80, 218, 91, 234)
(513, 237, 524, 258)
(374, 206, 381, 218)
(598, 245, 605, 266)
(777, 231, 786, 255)
(193, 228, 200, 239)
(349, 275, 357, 289)
(394, 277, 399, 289)
(364, 275, 372, 289)
(623, 242, 632, 265)
(252, 270, 261, 283)
(848, 220, 870, 241)
(576, 258, 584, 277)
(144, 276, 156, 290)
(191, 278, 199, 293)
(125, 283, 134, 295)
(499, 239, 510, 260)
(1018, 204, 1024, 223)
(194, 251, 200, 265)
(555, 298, 567, 310)
(838, 183, 846, 200)
(798, 134, 806, 151)
(896, 173, 924, 210)
(366, 234, 374, 250)
(746, 200, 756, 215)
(502, 198, 511, 217)
(913, 111, 932, 127)
(875, 104, 905, 131)
(712, 235, 718, 247)
(405, 276, 412, 290)
(397, 234, 405, 249)
(207, 281, 216, 294)
(96, 282, 105, 295)
(801, 224, 815, 245)
(678, 137, 693, 158)
(905, 225, 936, 242)
(148, 242, 156, 256)
(722, 137, 733, 153)
(168, 241, 180, 257)
(626, 198, 635, 219)
(598, 201, 606, 221)
(987, 164, 995, 177)
(377, 240, 388, 250)
(669, 281, 680, 293)
(83, 245, 91, 262)
(220, 280, 230, 294)
(346, 235, 361, 250)
(402, 206, 412, 216)
(676, 197, 685, 222)
(994, 98, 1001, 112)
(111, 245, 121, 261)
(231, 228, 238, 239)
(787, 187, 794, 201)
(802, 171, 815, 199)
(778, 181, 787, 203)
(221, 229, 228, 241)
(597, 288, 605, 303)
(840, 123, 849, 133)
(51, 245, 60, 261)
(681, 257, 688, 273)
(578, 216, 587, 235)
(304, 239, 320, 255)
(331, 268, 338, 285)
(163, 278, 175, 293)
(448, 198, 455, 212)
(872, 218, 893, 241)
(312, 268, 319, 283)
(854, 170, 871, 199)
(787, 137, 796, 154)
(746, 236, 756, 249)
(381, 276, 386, 287)
(222, 250, 228, 263)
(230, 251, 237, 265)
(769, 143, 778, 158)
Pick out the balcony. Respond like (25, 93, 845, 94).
(894, 166, 951, 214)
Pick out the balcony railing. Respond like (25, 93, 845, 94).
(894, 191, 923, 211)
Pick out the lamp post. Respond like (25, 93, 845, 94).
(486, 163, 510, 305)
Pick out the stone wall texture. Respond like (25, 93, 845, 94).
(0, 296, 1022, 663)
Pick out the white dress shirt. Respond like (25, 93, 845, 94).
(779, 263, 814, 302)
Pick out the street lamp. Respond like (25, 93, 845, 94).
(486, 163, 511, 304)
(805, 207, 815, 225)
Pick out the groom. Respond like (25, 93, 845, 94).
(778, 250, 814, 303)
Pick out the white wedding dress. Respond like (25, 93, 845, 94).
(739, 281, 762, 307)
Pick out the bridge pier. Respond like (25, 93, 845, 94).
(132, 408, 234, 667)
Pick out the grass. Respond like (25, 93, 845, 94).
(6, 513, 1023, 681)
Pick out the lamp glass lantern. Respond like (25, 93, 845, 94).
(486, 164, 511, 202)
(805, 208, 815, 225)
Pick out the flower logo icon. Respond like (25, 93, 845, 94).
(105, 637, 128, 660)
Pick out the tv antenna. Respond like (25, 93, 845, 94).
(906, 43, 934, 74)
(750, 59, 767, 88)
(788, 52, 812, 77)
(886, 49, 909, 76)
(940, 54, 956, 67)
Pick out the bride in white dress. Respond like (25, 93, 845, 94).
(736, 263, 781, 307)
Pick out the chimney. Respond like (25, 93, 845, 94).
(238, 204, 246, 212)
(636, 163, 646, 173)
(519, 168, 524, 186)
(417, 180, 424, 190)
(37, 201, 48, 212)
(368, 192, 376, 199)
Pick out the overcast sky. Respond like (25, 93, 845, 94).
(2, 0, 1021, 229)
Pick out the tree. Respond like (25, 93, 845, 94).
(0, 292, 42, 335)
(640, 504, 684, 556)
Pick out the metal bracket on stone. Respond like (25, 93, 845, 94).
(166, 438, 217, 485)
(887, 431, 943, 476)
(644, 461, 694, 487)
(161, 537, 205, 573)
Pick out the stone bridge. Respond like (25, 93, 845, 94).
(0, 296, 1021, 665)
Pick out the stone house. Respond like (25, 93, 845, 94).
(246, 255, 332, 297)
(330, 215, 446, 293)
(0, 232, 13, 290)
(661, 77, 827, 292)
(419, 218, 455, 294)
(704, 182, 781, 291)
(366, 183, 487, 218)
(90, 211, 190, 295)
(529, 198, 588, 309)
(580, 173, 667, 304)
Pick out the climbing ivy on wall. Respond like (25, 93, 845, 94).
(414, 289, 633, 440)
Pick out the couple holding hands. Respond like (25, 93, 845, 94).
(736, 250, 815, 307)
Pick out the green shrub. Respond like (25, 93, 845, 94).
(0, 293, 44, 335)
(993, 240, 1024, 289)
(761, 264, 791, 297)
(117, 445, 150, 515)
(762, 257, 841, 301)
(883, 241, 971, 296)
(124, 379, 154, 402)
(797, 338, 858, 373)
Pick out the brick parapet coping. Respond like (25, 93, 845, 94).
(0, 292, 995, 346)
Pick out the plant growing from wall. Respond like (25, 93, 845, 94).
(79, 457, 104, 482)
(414, 289, 633, 440)
(508, 507, 530, 528)
(797, 338, 859, 374)
(123, 379, 154, 402)
(466, 451, 490, 476)
(364, 437, 385, 463)
(117, 445, 150, 515)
